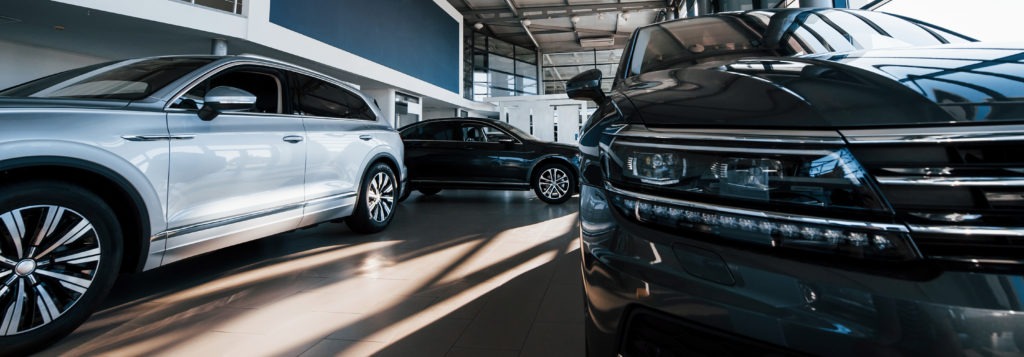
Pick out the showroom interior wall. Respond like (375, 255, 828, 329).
(0, 39, 106, 87)
(0, 0, 494, 125)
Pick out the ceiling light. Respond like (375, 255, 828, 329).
(571, 15, 581, 24)
(473, 22, 484, 30)
(522, 18, 532, 26)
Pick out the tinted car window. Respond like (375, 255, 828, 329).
(630, 17, 762, 76)
(171, 67, 284, 113)
(401, 122, 459, 140)
(0, 57, 214, 100)
(294, 74, 375, 120)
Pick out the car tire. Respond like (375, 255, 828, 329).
(0, 181, 122, 355)
(418, 188, 441, 196)
(347, 163, 398, 234)
(532, 163, 574, 204)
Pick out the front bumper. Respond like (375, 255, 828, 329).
(580, 184, 1024, 356)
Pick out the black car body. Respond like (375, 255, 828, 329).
(573, 8, 1024, 357)
(398, 118, 579, 204)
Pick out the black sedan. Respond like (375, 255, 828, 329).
(571, 8, 1024, 357)
(398, 118, 579, 204)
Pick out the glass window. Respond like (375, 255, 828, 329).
(517, 61, 537, 79)
(401, 122, 458, 140)
(481, 125, 514, 142)
(489, 38, 515, 58)
(1, 57, 214, 100)
(171, 67, 283, 113)
(489, 54, 515, 74)
(294, 74, 375, 120)
(856, 11, 948, 44)
(515, 46, 537, 64)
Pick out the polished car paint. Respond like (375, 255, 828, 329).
(576, 8, 1024, 357)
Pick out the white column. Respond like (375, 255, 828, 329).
(211, 38, 228, 55)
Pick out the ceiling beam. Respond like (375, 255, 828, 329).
(463, 1, 667, 18)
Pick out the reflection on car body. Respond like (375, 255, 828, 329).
(398, 117, 580, 204)
(572, 8, 1024, 357)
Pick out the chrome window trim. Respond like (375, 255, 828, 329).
(876, 176, 1024, 186)
(401, 120, 525, 144)
(908, 225, 1024, 237)
(843, 125, 1024, 144)
(164, 59, 378, 121)
(615, 126, 845, 144)
(604, 182, 908, 232)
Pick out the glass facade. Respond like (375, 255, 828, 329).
(466, 33, 539, 101)
(179, 0, 244, 15)
(542, 49, 622, 95)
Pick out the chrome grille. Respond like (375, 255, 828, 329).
(846, 126, 1024, 264)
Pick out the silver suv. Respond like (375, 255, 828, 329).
(0, 55, 405, 353)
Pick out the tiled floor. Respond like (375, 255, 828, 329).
(37, 190, 584, 357)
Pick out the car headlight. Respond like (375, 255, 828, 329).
(608, 140, 885, 211)
(606, 139, 916, 261)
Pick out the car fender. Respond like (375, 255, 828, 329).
(0, 140, 166, 262)
(527, 154, 578, 182)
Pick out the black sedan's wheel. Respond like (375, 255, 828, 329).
(347, 163, 397, 233)
(533, 163, 574, 204)
(0, 181, 121, 355)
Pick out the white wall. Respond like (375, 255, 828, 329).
(0, 39, 108, 89)
(424, 108, 460, 119)
(492, 95, 587, 144)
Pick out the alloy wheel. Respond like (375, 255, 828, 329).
(366, 172, 395, 223)
(0, 205, 101, 336)
(539, 167, 571, 200)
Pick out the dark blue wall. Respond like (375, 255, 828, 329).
(270, 0, 460, 93)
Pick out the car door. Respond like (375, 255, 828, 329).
(163, 64, 306, 263)
(456, 122, 520, 184)
(289, 72, 382, 226)
(402, 121, 462, 183)
(480, 124, 532, 184)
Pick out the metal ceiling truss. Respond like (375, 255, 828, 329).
(465, 1, 669, 20)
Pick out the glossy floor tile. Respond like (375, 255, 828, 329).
(36, 190, 585, 357)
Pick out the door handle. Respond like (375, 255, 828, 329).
(283, 135, 304, 143)
(359, 135, 373, 141)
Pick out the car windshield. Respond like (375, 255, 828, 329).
(0, 57, 215, 100)
(625, 9, 972, 77)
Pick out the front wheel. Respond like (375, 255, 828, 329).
(533, 163, 574, 204)
(0, 181, 122, 355)
(347, 163, 398, 233)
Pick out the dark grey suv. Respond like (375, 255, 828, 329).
(572, 8, 1024, 356)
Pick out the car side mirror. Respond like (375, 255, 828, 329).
(566, 69, 606, 104)
(197, 86, 257, 121)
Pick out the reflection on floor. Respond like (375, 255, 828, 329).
(37, 190, 584, 357)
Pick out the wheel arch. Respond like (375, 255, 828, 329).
(528, 155, 579, 184)
(0, 156, 152, 274)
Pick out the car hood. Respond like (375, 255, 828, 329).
(622, 43, 1024, 128)
(0, 97, 130, 110)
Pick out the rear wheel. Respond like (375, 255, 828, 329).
(0, 181, 121, 355)
(347, 163, 398, 233)
(532, 163, 574, 204)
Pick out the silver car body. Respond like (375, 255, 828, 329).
(0, 56, 405, 271)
